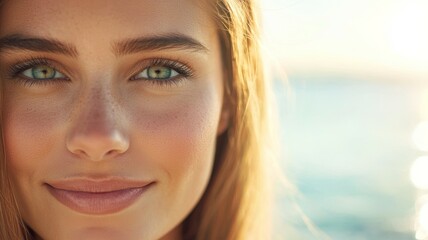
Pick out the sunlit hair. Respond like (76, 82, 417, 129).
(183, 0, 274, 239)
(0, 0, 275, 239)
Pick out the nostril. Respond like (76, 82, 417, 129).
(72, 149, 89, 159)
(69, 148, 125, 161)
(106, 149, 117, 156)
(66, 135, 130, 161)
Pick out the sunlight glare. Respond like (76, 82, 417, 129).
(420, 203, 428, 232)
(410, 156, 428, 189)
(416, 229, 428, 240)
(412, 122, 428, 151)
(388, 1, 428, 60)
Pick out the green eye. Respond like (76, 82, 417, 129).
(22, 65, 66, 79)
(135, 66, 179, 80)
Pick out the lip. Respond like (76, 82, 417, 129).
(46, 177, 154, 215)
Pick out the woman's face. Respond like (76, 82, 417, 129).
(0, 0, 228, 239)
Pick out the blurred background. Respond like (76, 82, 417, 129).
(260, 0, 428, 239)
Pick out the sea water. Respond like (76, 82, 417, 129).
(274, 75, 419, 240)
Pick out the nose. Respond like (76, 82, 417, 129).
(66, 89, 129, 161)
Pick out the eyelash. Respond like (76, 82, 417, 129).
(6, 57, 194, 87)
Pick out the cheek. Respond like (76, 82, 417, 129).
(136, 93, 220, 175)
(123, 85, 222, 236)
(164, 102, 217, 181)
(2, 95, 68, 222)
(131, 88, 222, 200)
(3, 95, 67, 182)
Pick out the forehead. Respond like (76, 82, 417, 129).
(0, 0, 216, 50)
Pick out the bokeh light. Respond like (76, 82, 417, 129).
(419, 203, 428, 232)
(412, 122, 428, 151)
(415, 196, 428, 239)
(416, 230, 428, 240)
(410, 156, 428, 190)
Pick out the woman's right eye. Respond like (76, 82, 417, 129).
(21, 65, 66, 80)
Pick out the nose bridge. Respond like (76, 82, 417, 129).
(81, 86, 116, 131)
(66, 85, 129, 161)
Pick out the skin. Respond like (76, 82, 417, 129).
(0, 0, 229, 239)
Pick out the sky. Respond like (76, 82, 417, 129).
(260, 0, 428, 82)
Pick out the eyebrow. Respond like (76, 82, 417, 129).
(0, 33, 209, 58)
(113, 34, 209, 56)
(0, 34, 78, 57)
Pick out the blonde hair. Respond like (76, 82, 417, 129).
(183, 0, 274, 239)
(0, 0, 275, 239)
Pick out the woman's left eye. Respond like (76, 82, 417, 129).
(21, 65, 66, 80)
(134, 66, 179, 80)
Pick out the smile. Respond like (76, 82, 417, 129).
(45, 178, 154, 215)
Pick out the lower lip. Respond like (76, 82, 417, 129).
(46, 184, 152, 215)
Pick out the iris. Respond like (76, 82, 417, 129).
(31, 65, 56, 79)
(147, 66, 172, 79)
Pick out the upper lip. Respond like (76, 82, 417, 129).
(46, 177, 153, 193)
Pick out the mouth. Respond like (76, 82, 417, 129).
(45, 178, 154, 215)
